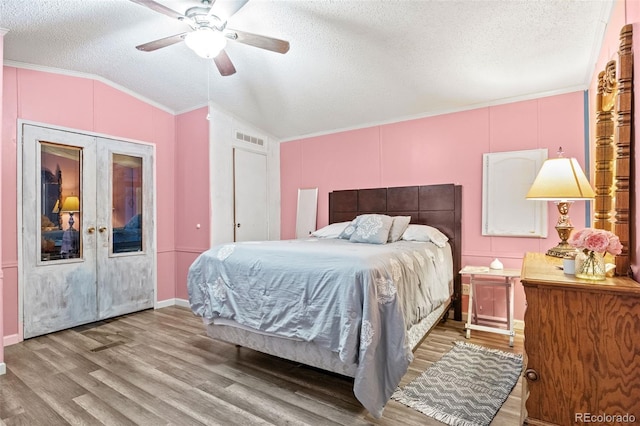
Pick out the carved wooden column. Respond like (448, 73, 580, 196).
(593, 60, 616, 231)
(614, 24, 633, 276)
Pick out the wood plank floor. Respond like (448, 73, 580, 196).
(0, 306, 524, 425)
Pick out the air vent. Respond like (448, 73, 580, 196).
(235, 131, 264, 147)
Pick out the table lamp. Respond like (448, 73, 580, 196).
(526, 150, 595, 257)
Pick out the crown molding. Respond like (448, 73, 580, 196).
(279, 85, 587, 143)
(2, 60, 175, 115)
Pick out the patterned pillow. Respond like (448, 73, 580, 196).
(349, 214, 393, 244)
(387, 216, 411, 243)
(338, 219, 358, 239)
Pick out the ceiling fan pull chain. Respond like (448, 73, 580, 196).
(206, 62, 211, 121)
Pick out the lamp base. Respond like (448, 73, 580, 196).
(546, 242, 577, 258)
(546, 204, 578, 258)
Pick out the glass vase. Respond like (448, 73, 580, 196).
(575, 250, 606, 280)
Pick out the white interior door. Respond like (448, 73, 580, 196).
(96, 138, 155, 319)
(21, 124, 155, 339)
(22, 126, 98, 338)
(233, 148, 268, 242)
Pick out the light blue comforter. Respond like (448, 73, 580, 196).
(187, 238, 453, 418)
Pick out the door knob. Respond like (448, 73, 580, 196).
(98, 226, 107, 233)
(236, 223, 241, 228)
(87, 227, 95, 234)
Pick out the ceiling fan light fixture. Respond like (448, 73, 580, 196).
(185, 27, 227, 59)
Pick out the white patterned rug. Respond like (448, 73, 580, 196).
(392, 341, 523, 426)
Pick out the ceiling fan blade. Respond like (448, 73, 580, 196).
(136, 33, 188, 52)
(213, 50, 237, 76)
(210, 0, 249, 22)
(225, 29, 290, 54)
(129, 0, 184, 20)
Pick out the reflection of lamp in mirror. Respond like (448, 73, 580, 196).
(526, 148, 595, 257)
(60, 196, 80, 230)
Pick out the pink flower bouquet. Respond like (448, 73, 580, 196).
(568, 228, 621, 280)
(568, 228, 623, 255)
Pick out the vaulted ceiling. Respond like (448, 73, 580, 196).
(1, 0, 614, 140)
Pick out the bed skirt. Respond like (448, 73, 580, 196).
(203, 298, 451, 378)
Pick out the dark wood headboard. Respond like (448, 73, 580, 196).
(328, 184, 463, 321)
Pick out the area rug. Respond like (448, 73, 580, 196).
(391, 341, 523, 426)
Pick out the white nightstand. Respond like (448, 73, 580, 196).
(459, 266, 520, 347)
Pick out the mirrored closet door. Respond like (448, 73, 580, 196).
(21, 124, 155, 338)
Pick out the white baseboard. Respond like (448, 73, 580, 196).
(3, 333, 22, 347)
(155, 298, 190, 309)
(155, 298, 176, 309)
(0, 362, 5, 375)
(174, 298, 190, 308)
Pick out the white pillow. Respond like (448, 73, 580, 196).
(311, 221, 350, 238)
(401, 224, 449, 247)
(387, 216, 411, 243)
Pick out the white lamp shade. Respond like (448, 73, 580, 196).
(526, 157, 595, 200)
(185, 28, 227, 59)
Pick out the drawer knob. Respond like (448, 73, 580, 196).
(525, 369, 539, 382)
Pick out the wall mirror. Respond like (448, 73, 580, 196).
(295, 188, 318, 238)
(593, 24, 633, 276)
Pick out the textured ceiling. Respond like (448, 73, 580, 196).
(1, 0, 614, 140)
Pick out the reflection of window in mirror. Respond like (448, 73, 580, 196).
(41, 166, 61, 231)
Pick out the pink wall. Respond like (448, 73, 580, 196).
(281, 91, 588, 321)
(2, 67, 177, 341)
(175, 107, 210, 300)
(1, 31, 5, 366)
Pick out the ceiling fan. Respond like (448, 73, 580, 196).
(130, 0, 290, 76)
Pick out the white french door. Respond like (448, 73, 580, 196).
(96, 137, 155, 320)
(21, 124, 155, 338)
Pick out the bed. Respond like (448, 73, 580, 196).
(187, 183, 462, 418)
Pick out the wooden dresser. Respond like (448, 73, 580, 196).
(521, 252, 640, 425)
